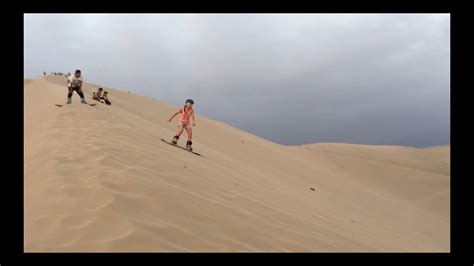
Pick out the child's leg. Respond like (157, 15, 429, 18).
(185, 127, 192, 141)
(175, 124, 185, 137)
(67, 87, 73, 103)
(67, 87, 73, 98)
(77, 88, 86, 101)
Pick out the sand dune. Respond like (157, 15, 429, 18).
(24, 76, 450, 252)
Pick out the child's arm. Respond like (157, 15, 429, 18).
(191, 111, 196, 126)
(167, 109, 181, 122)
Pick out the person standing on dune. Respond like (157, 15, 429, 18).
(66, 73, 71, 90)
(167, 99, 196, 151)
(66, 70, 87, 104)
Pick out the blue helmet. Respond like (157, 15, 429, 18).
(185, 99, 194, 104)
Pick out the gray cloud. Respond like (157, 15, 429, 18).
(24, 14, 450, 147)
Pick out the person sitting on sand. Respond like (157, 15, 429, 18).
(93, 88, 103, 101)
(167, 99, 196, 151)
(66, 69, 87, 104)
(101, 91, 111, 105)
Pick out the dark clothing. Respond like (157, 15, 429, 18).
(68, 86, 85, 99)
(102, 95, 111, 105)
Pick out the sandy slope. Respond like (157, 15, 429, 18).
(24, 76, 450, 252)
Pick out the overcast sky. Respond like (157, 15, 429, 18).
(24, 14, 450, 147)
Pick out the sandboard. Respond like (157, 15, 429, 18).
(55, 103, 97, 107)
(161, 138, 202, 156)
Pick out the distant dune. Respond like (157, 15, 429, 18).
(24, 76, 450, 252)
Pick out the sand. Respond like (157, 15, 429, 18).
(24, 76, 450, 252)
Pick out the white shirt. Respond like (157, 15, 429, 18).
(69, 75, 83, 88)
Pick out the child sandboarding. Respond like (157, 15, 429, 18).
(164, 99, 198, 154)
(67, 69, 88, 104)
(56, 69, 96, 106)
